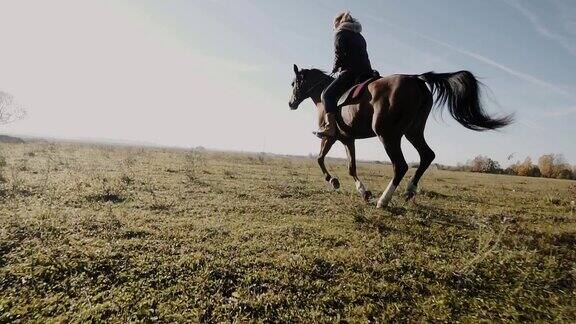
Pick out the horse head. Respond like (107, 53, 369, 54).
(289, 64, 330, 110)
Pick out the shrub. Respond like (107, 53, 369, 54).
(0, 149, 6, 194)
(557, 168, 573, 180)
(184, 148, 206, 182)
(538, 154, 573, 179)
(467, 155, 502, 173)
(508, 157, 540, 177)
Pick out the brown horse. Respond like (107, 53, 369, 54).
(288, 64, 513, 208)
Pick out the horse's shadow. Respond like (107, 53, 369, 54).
(365, 199, 477, 234)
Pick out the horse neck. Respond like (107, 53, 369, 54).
(309, 74, 333, 107)
(311, 92, 323, 106)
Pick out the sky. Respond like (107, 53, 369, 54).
(0, 0, 575, 166)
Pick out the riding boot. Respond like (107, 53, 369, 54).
(314, 113, 338, 138)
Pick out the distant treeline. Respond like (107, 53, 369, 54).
(435, 154, 576, 180)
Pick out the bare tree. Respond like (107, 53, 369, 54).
(0, 91, 26, 125)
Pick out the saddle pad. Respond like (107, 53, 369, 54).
(337, 77, 380, 107)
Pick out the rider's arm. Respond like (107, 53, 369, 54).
(332, 31, 347, 74)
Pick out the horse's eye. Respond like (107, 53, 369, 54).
(291, 81, 295, 87)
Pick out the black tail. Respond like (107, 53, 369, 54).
(418, 71, 513, 131)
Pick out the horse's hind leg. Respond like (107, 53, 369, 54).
(404, 126, 436, 200)
(317, 137, 339, 189)
(343, 140, 372, 201)
(376, 133, 408, 208)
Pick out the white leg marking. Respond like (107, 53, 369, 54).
(329, 177, 340, 189)
(355, 180, 366, 196)
(377, 180, 397, 208)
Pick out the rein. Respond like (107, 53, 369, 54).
(302, 75, 334, 98)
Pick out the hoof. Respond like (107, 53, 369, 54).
(329, 177, 340, 189)
(363, 190, 372, 202)
(404, 183, 417, 201)
(404, 190, 416, 201)
(376, 198, 389, 209)
(313, 131, 331, 139)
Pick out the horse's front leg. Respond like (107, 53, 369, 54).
(343, 140, 372, 201)
(317, 137, 339, 189)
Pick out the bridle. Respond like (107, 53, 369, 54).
(298, 73, 334, 99)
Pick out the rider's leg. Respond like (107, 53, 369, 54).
(315, 71, 356, 138)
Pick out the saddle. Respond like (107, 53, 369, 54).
(337, 71, 381, 107)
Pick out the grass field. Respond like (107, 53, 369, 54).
(1, 141, 575, 322)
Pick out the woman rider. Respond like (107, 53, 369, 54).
(315, 11, 373, 138)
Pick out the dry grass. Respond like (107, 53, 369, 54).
(0, 141, 575, 322)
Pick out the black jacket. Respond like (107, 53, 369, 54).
(332, 29, 372, 74)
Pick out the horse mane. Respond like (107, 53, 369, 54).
(308, 68, 328, 76)
(306, 68, 333, 81)
(308, 68, 327, 74)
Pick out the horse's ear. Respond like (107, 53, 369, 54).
(293, 64, 299, 75)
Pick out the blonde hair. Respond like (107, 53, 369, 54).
(333, 11, 356, 29)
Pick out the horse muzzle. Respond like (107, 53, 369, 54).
(288, 97, 302, 110)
